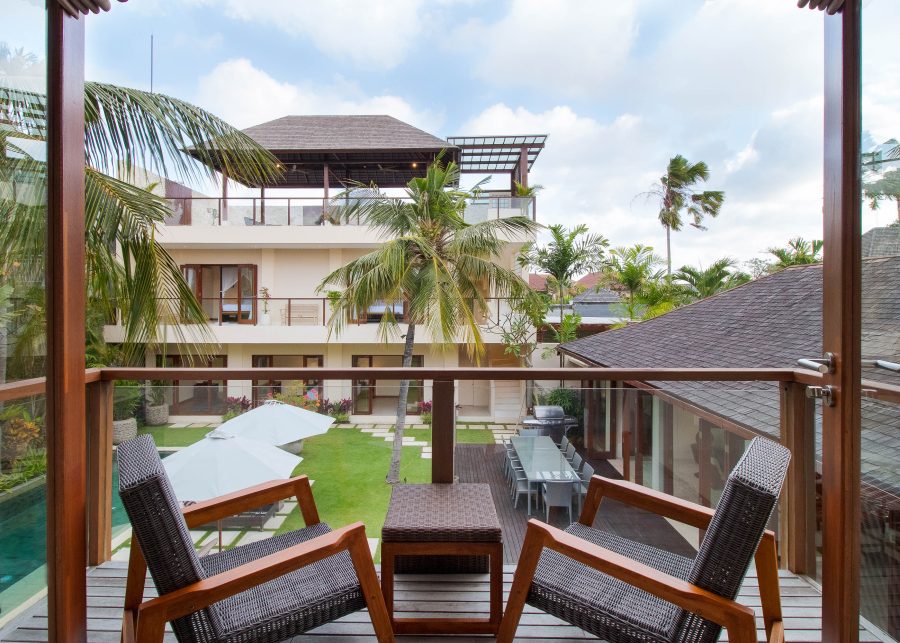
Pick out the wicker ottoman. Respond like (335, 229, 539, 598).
(381, 483, 503, 635)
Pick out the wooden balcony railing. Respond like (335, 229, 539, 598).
(0, 366, 897, 576)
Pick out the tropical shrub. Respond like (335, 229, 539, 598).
(417, 401, 433, 425)
(222, 395, 251, 421)
(2, 414, 42, 467)
(321, 398, 352, 423)
(113, 382, 142, 421)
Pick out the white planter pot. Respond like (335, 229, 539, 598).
(259, 312, 271, 325)
(113, 417, 138, 445)
(145, 404, 169, 426)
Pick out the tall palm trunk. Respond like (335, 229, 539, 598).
(665, 224, 672, 278)
(387, 322, 415, 484)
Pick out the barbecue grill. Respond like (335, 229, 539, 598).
(520, 405, 579, 443)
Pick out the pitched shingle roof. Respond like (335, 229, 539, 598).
(561, 258, 900, 497)
(861, 224, 900, 258)
(241, 115, 452, 152)
(529, 274, 549, 291)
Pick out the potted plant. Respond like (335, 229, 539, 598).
(326, 290, 341, 310)
(144, 380, 169, 426)
(113, 382, 142, 444)
(417, 400, 433, 425)
(259, 286, 271, 325)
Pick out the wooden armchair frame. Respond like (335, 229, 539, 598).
(120, 475, 394, 643)
(498, 475, 785, 643)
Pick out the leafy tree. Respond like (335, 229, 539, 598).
(674, 257, 751, 300)
(767, 237, 823, 270)
(1, 75, 281, 371)
(518, 223, 608, 303)
(604, 244, 665, 320)
(643, 154, 725, 276)
(318, 159, 538, 483)
(863, 167, 900, 220)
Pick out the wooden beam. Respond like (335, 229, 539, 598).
(100, 366, 802, 383)
(46, 4, 87, 639)
(779, 381, 816, 575)
(821, 2, 862, 639)
(86, 380, 114, 566)
(431, 379, 455, 483)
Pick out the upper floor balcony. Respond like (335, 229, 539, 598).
(156, 195, 537, 249)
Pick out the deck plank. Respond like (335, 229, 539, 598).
(0, 564, 883, 642)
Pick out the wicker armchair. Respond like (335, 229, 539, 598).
(499, 436, 791, 643)
(116, 435, 394, 643)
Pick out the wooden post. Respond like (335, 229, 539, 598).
(698, 420, 713, 508)
(259, 186, 265, 225)
(822, 3, 862, 640)
(779, 381, 816, 574)
(87, 380, 114, 566)
(432, 379, 455, 483)
(46, 5, 87, 639)
(661, 402, 674, 495)
(621, 388, 633, 482)
(323, 162, 330, 223)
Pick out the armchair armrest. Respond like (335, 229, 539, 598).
(182, 475, 319, 528)
(498, 519, 758, 643)
(578, 475, 714, 529)
(131, 522, 393, 643)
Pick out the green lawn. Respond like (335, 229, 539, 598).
(138, 425, 214, 447)
(276, 428, 431, 559)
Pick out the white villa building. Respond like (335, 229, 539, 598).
(105, 116, 548, 422)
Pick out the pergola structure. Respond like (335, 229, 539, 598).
(446, 135, 547, 193)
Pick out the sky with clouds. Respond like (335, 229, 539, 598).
(82, 0, 900, 270)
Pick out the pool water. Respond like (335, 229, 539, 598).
(0, 457, 130, 618)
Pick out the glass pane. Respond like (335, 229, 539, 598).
(0, 0, 47, 620)
(220, 266, 238, 323)
(861, 2, 900, 638)
(238, 266, 254, 322)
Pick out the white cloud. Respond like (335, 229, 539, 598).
(194, 58, 442, 133)
(188, 0, 424, 70)
(460, 99, 827, 270)
(453, 0, 639, 95)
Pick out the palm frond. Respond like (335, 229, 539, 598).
(84, 82, 281, 187)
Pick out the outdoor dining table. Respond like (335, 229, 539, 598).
(510, 435, 579, 515)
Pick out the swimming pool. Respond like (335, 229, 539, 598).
(0, 457, 130, 618)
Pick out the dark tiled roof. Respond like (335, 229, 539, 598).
(861, 224, 900, 258)
(240, 115, 452, 152)
(561, 258, 900, 496)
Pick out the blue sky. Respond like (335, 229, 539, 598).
(81, 0, 899, 270)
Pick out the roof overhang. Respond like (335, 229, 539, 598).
(445, 135, 547, 174)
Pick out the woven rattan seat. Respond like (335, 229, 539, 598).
(500, 437, 791, 643)
(116, 435, 388, 643)
(382, 483, 502, 543)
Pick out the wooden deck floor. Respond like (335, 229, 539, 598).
(0, 562, 884, 642)
(0, 445, 886, 641)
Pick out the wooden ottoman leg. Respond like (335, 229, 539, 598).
(490, 542, 503, 633)
(381, 543, 396, 623)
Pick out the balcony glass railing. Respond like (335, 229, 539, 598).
(161, 196, 536, 227)
(1, 368, 895, 635)
(116, 297, 517, 328)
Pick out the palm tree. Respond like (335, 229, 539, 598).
(513, 181, 544, 197)
(767, 237, 823, 270)
(863, 167, 900, 220)
(604, 244, 665, 320)
(319, 159, 538, 483)
(518, 224, 608, 303)
(0, 79, 280, 370)
(674, 258, 751, 300)
(644, 154, 725, 276)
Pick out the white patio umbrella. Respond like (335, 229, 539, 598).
(220, 399, 335, 446)
(163, 428, 302, 503)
